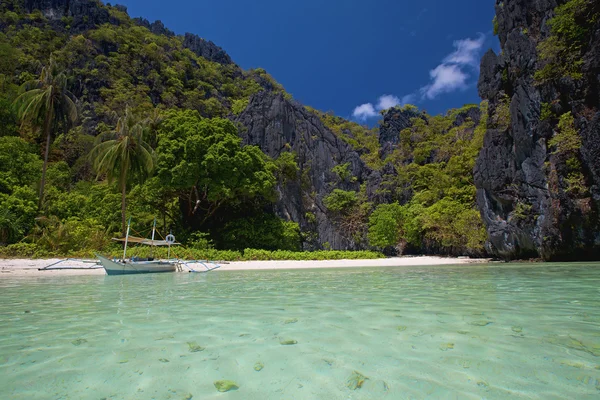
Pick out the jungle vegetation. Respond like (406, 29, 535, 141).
(0, 0, 488, 259)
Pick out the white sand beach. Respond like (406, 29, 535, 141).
(0, 256, 491, 277)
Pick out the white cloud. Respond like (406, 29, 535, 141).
(352, 94, 417, 121)
(443, 35, 486, 67)
(352, 103, 377, 121)
(422, 64, 469, 99)
(376, 95, 401, 111)
(349, 34, 486, 119)
(420, 34, 486, 100)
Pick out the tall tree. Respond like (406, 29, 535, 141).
(14, 57, 78, 209)
(90, 108, 155, 235)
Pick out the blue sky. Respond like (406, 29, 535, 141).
(117, 0, 498, 120)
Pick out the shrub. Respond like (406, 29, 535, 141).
(323, 189, 358, 213)
(368, 203, 405, 249)
(534, 0, 598, 83)
(231, 98, 249, 115)
(549, 112, 581, 154)
(0, 242, 49, 258)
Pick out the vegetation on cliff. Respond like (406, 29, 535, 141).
(7, 0, 596, 260)
(0, 0, 494, 258)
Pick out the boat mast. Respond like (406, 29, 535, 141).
(151, 218, 156, 258)
(123, 217, 132, 261)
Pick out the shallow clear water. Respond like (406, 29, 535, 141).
(1, 263, 600, 399)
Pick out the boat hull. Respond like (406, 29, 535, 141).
(96, 255, 177, 275)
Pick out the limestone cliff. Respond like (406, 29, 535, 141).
(235, 92, 368, 250)
(475, 0, 600, 260)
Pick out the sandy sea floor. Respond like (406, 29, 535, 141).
(0, 256, 491, 277)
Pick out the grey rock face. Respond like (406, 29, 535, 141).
(475, 0, 600, 260)
(379, 107, 425, 157)
(133, 17, 175, 37)
(235, 92, 368, 250)
(183, 33, 233, 65)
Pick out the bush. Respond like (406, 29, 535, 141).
(220, 214, 301, 251)
(242, 249, 384, 261)
(534, 0, 598, 83)
(231, 98, 249, 115)
(323, 189, 358, 213)
(28, 217, 111, 256)
(0, 242, 49, 258)
(368, 203, 405, 249)
(549, 112, 581, 154)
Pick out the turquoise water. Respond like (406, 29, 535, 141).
(1, 263, 600, 399)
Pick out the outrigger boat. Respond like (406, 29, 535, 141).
(39, 218, 221, 275)
(95, 217, 180, 275)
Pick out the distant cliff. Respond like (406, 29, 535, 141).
(475, 0, 600, 260)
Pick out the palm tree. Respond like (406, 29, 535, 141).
(14, 57, 78, 209)
(90, 108, 155, 236)
(143, 107, 164, 149)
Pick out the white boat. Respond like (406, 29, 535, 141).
(39, 218, 221, 275)
(96, 218, 180, 276)
(96, 254, 178, 275)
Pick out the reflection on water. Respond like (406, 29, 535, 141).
(1, 263, 599, 399)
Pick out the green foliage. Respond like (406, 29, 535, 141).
(368, 199, 486, 254)
(565, 171, 587, 196)
(375, 102, 488, 254)
(231, 98, 249, 115)
(332, 163, 353, 182)
(549, 112, 581, 154)
(241, 249, 384, 261)
(535, 0, 598, 83)
(323, 189, 358, 214)
(0, 242, 50, 258)
(0, 96, 18, 136)
(512, 202, 533, 222)
(548, 112, 588, 196)
(493, 16, 499, 35)
(547, 0, 590, 43)
(187, 231, 214, 250)
(368, 202, 405, 249)
(540, 102, 553, 121)
(0, 2, 495, 258)
(14, 56, 78, 211)
(419, 199, 486, 252)
(0, 186, 38, 244)
(91, 108, 154, 187)
(0, 136, 41, 243)
(0, 136, 41, 192)
(493, 94, 511, 130)
(310, 108, 383, 169)
(90, 107, 154, 234)
(42, 181, 121, 233)
(156, 110, 276, 223)
(46, 161, 72, 191)
(221, 215, 301, 251)
(20, 215, 109, 256)
(274, 151, 299, 183)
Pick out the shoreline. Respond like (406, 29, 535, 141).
(0, 256, 491, 277)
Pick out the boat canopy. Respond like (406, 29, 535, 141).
(112, 236, 180, 246)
